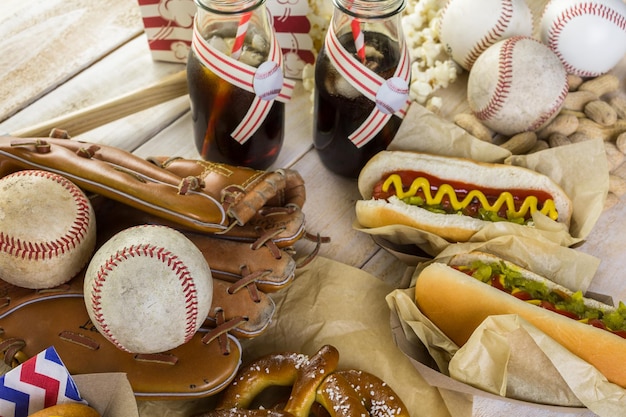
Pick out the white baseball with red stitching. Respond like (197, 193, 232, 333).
(439, 0, 534, 71)
(540, 0, 626, 77)
(0, 170, 96, 289)
(467, 36, 568, 136)
(83, 225, 213, 354)
(253, 61, 284, 101)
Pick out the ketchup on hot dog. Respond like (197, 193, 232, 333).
(372, 171, 558, 224)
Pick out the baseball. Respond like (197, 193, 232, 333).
(439, 0, 534, 71)
(467, 36, 568, 136)
(84, 225, 213, 354)
(540, 0, 626, 77)
(376, 77, 409, 115)
(0, 170, 96, 289)
(253, 60, 284, 101)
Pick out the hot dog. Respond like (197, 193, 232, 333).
(356, 151, 573, 242)
(414, 252, 626, 388)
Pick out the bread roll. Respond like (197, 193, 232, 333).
(414, 254, 626, 388)
(356, 151, 572, 242)
(29, 403, 101, 417)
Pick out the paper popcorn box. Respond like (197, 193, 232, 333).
(137, 0, 315, 78)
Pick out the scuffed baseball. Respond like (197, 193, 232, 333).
(467, 36, 568, 136)
(540, 0, 626, 77)
(439, 0, 534, 71)
(84, 225, 213, 354)
(0, 170, 96, 289)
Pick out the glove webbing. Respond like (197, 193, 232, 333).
(202, 309, 245, 355)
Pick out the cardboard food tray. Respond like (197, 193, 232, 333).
(389, 310, 599, 417)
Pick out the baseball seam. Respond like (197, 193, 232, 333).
(0, 171, 92, 261)
(474, 36, 517, 122)
(90, 243, 199, 352)
(546, 2, 626, 77)
(464, 0, 514, 70)
(528, 73, 569, 131)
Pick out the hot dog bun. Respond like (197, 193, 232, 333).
(29, 403, 101, 417)
(356, 151, 572, 242)
(414, 252, 626, 388)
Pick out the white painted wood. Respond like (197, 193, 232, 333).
(2, 1, 626, 415)
(0, 0, 144, 120)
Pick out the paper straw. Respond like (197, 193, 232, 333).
(231, 11, 252, 60)
(351, 18, 366, 63)
(345, 1, 366, 64)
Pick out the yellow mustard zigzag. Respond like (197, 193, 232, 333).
(382, 174, 558, 221)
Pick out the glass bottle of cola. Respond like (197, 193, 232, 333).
(188, 0, 294, 170)
(314, 0, 410, 178)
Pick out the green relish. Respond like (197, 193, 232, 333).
(400, 197, 530, 224)
(455, 260, 626, 338)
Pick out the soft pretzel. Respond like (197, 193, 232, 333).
(317, 370, 409, 417)
(198, 345, 409, 417)
(217, 345, 340, 417)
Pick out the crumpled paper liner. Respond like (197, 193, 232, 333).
(137, 256, 454, 417)
(355, 103, 609, 256)
(73, 373, 139, 417)
(239, 256, 456, 417)
(386, 237, 626, 416)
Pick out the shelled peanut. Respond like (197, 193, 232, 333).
(453, 72, 626, 211)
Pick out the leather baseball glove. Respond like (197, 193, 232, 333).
(0, 134, 328, 399)
(0, 134, 306, 246)
(0, 195, 289, 399)
(0, 287, 244, 400)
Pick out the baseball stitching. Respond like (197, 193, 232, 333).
(528, 72, 569, 132)
(474, 36, 517, 122)
(546, 1, 626, 77)
(0, 171, 92, 261)
(255, 62, 283, 100)
(90, 242, 199, 352)
(464, 0, 515, 70)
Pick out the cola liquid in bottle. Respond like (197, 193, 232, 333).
(314, 0, 409, 178)
(188, 0, 286, 170)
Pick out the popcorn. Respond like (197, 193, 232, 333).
(402, 0, 461, 104)
(302, 0, 459, 107)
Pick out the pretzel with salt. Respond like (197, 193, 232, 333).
(196, 345, 410, 417)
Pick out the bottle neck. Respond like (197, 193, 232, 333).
(332, 0, 405, 20)
(195, 0, 265, 14)
(331, 0, 405, 48)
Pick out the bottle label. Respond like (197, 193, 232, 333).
(191, 18, 295, 145)
(324, 19, 411, 148)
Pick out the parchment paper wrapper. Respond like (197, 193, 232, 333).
(236, 256, 455, 417)
(386, 237, 626, 416)
(355, 103, 609, 256)
(74, 373, 139, 417)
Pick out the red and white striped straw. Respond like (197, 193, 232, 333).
(231, 11, 252, 60)
(351, 18, 366, 63)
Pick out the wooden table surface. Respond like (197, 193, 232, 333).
(1, 1, 625, 416)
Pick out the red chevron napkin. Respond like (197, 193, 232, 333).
(0, 346, 86, 417)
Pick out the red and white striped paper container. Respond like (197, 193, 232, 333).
(136, 0, 315, 79)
